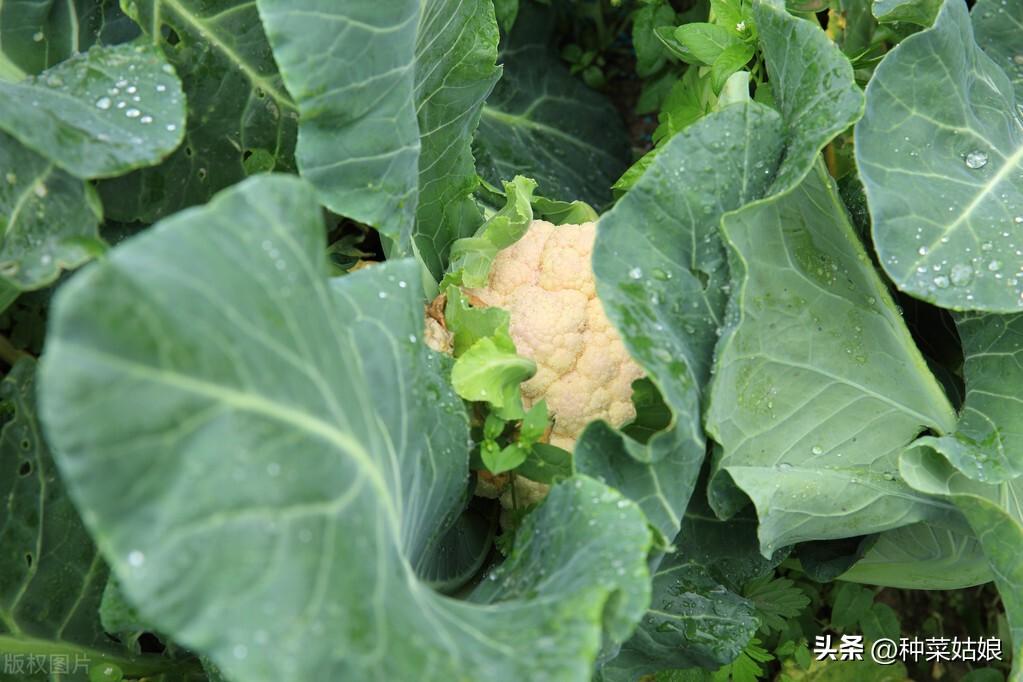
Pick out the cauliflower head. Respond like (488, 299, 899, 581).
(467, 219, 644, 449)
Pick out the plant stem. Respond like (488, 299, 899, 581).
(0, 335, 30, 366)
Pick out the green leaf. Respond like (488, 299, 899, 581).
(258, 0, 501, 275)
(584, 1, 863, 538)
(601, 561, 758, 680)
(482, 442, 529, 474)
(578, 102, 785, 542)
(710, 43, 754, 93)
(673, 23, 744, 65)
(838, 522, 992, 588)
(654, 25, 693, 61)
(0, 43, 185, 178)
(856, 0, 1023, 312)
(900, 447, 1023, 680)
(707, 164, 958, 554)
(493, 0, 520, 32)
(829, 582, 874, 630)
(474, 2, 631, 209)
(516, 443, 573, 484)
(780, 656, 911, 680)
(38, 175, 653, 681)
(0, 133, 104, 291)
(913, 312, 1023, 482)
(451, 330, 535, 420)
(597, 483, 784, 681)
(872, 0, 941, 25)
(633, 2, 679, 76)
(0, 0, 139, 77)
(0, 360, 174, 680)
(99, 0, 297, 223)
(413, 506, 496, 593)
(754, 0, 865, 195)
(861, 602, 901, 642)
(447, 175, 536, 288)
(746, 576, 810, 634)
(973, 0, 1023, 100)
(519, 400, 548, 446)
(531, 195, 599, 225)
(444, 285, 511, 356)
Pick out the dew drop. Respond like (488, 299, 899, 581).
(140, 115, 153, 124)
(127, 550, 145, 567)
(917, 246, 928, 256)
(933, 275, 950, 289)
(32, 31, 43, 42)
(950, 263, 974, 286)
(628, 267, 642, 280)
(965, 150, 989, 169)
(125, 108, 141, 118)
(166, 123, 177, 132)
(989, 260, 1002, 272)
(811, 445, 823, 455)
(95, 96, 112, 110)
(156, 84, 167, 92)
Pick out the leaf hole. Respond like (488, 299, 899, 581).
(18, 461, 31, 476)
(693, 268, 710, 290)
(184, 146, 194, 157)
(24, 553, 32, 567)
(19, 438, 30, 451)
(162, 24, 181, 46)
(137, 633, 166, 654)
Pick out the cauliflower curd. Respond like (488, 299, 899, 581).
(468, 219, 644, 449)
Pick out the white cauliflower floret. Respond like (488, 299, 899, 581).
(468, 219, 645, 450)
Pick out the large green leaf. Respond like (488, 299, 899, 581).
(0, 132, 103, 291)
(577, 102, 785, 542)
(258, 0, 500, 276)
(754, 0, 865, 195)
(0, 360, 178, 681)
(872, 0, 941, 26)
(0, 0, 139, 78)
(856, 0, 1023, 312)
(707, 163, 958, 554)
(901, 447, 1023, 679)
(0, 43, 185, 178)
(838, 522, 992, 588)
(99, 0, 297, 223)
(473, 3, 630, 209)
(972, 0, 1023, 100)
(580, 0, 864, 543)
(38, 174, 653, 682)
(598, 494, 781, 681)
(914, 312, 1023, 482)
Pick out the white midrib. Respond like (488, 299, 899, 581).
(58, 340, 402, 536)
(908, 142, 1023, 273)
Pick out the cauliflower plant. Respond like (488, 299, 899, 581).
(467, 219, 644, 450)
